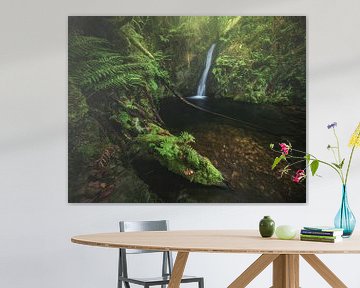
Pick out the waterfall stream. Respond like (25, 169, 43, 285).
(190, 44, 216, 99)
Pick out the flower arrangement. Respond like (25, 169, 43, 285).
(270, 122, 360, 185)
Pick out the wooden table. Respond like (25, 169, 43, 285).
(72, 230, 360, 288)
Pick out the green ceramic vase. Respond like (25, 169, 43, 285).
(259, 216, 275, 237)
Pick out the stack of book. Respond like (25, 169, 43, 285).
(300, 226, 344, 243)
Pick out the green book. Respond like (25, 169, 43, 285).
(300, 235, 342, 243)
(300, 234, 339, 240)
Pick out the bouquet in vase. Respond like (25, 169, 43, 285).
(270, 122, 360, 237)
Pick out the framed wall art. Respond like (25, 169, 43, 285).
(68, 16, 306, 203)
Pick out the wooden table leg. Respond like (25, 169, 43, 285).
(168, 252, 189, 288)
(228, 254, 279, 288)
(272, 254, 299, 288)
(301, 254, 347, 288)
(288, 255, 299, 288)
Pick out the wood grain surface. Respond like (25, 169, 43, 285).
(228, 254, 279, 287)
(71, 230, 360, 254)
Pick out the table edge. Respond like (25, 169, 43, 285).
(71, 236, 360, 254)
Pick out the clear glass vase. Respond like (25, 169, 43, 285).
(334, 185, 356, 237)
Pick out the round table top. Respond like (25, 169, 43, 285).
(71, 230, 360, 254)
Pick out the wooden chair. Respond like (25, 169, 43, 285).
(118, 220, 204, 288)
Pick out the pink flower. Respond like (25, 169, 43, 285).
(292, 169, 305, 183)
(279, 143, 290, 155)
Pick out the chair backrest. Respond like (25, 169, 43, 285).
(119, 220, 169, 254)
(118, 220, 173, 283)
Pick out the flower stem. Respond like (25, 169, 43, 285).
(345, 130, 360, 185)
(289, 148, 344, 182)
(287, 159, 306, 167)
(317, 159, 344, 183)
(271, 148, 344, 182)
(345, 146, 356, 185)
(333, 128, 342, 163)
(290, 148, 307, 154)
(330, 148, 338, 164)
(333, 128, 345, 181)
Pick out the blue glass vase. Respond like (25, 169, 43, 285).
(334, 185, 356, 237)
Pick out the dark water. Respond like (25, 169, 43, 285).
(164, 96, 306, 147)
(133, 96, 306, 203)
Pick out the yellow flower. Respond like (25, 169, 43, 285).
(349, 122, 360, 147)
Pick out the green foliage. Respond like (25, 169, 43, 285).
(310, 159, 319, 176)
(69, 117, 110, 164)
(185, 147, 201, 167)
(272, 154, 286, 170)
(179, 131, 195, 143)
(133, 117, 144, 133)
(213, 16, 306, 105)
(68, 78, 88, 123)
(69, 35, 167, 95)
(68, 115, 113, 202)
(111, 111, 132, 130)
(155, 139, 181, 159)
(137, 124, 223, 185)
(139, 16, 223, 95)
(332, 159, 345, 169)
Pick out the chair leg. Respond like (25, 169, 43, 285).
(118, 250, 122, 288)
(199, 278, 204, 288)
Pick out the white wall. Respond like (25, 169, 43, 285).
(1, 0, 360, 287)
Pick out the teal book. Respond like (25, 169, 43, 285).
(303, 226, 343, 232)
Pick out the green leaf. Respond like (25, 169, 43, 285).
(339, 158, 345, 169)
(270, 143, 274, 149)
(272, 155, 285, 170)
(310, 160, 319, 176)
(272, 157, 281, 169)
(332, 159, 345, 169)
(331, 162, 340, 169)
(304, 154, 310, 163)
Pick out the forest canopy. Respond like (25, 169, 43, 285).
(68, 16, 306, 203)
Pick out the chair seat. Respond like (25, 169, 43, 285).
(119, 275, 203, 286)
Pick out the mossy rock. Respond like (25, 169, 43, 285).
(137, 124, 223, 185)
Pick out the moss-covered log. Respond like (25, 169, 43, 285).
(137, 124, 223, 185)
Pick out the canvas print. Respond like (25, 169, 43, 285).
(68, 16, 306, 203)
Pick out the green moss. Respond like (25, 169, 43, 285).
(184, 147, 200, 168)
(137, 124, 223, 185)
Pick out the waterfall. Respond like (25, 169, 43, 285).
(196, 43, 216, 97)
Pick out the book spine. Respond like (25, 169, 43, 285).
(300, 237, 337, 243)
(300, 234, 337, 240)
(300, 230, 336, 236)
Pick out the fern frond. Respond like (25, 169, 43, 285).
(69, 35, 167, 94)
